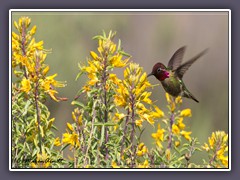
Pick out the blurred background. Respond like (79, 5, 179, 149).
(12, 11, 229, 163)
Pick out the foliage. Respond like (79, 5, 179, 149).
(11, 17, 229, 169)
(12, 17, 66, 168)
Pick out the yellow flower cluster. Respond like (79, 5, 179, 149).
(80, 31, 129, 91)
(202, 131, 228, 168)
(151, 123, 165, 149)
(136, 142, 148, 156)
(31, 150, 51, 168)
(114, 63, 164, 127)
(138, 160, 149, 168)
(56, 108, 82, 150)
(12, 17, 66, 101)
(62, 123, 80, 149)
(165, 93, 192, 141)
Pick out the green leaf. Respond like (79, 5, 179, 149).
(40, 126, 44, 137)
(104, 123, 116, 126)
(60, 144, 70, 152)
(99, 125, 105, 146)
(22, 100, 31, 116)
(75, 71, 84, 81)
(117, 39, 122, 51)
(119, 50, 131, 57)
(71, 101, 85, 108)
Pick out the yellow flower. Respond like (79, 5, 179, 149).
(219, 155, 228, 168)
(208, 136, 215, 149)
(203, 131, 228, 168)
(136, 142, 148, 156)
(202, 143, 210, 151)
(177, 117, 186, 130)
(141, 92, 152, 104)
(165, 149, 171, 161)
(29, 25, 37, 36)
(141, 113, 154, 125)
(172, 124, 180, 135)
(42, 65, 50, 76)
(111, 161, 120, 168)
(110, 54, 129, 68)
(31, 151, 51, 168)
(62, 132, 80, 147)
(20, 78, 31, 93)
(67, 123, 74, 132)
(135, 119, 143, 127)
(109, 73, 120, 85)
(175, 96, 182, 104)
(165, 93, 172, 104)
(175, 141, 180, 147)
(138, 160, 149, 168)
(180, 109, 192, 117)
(152, 124, 165, 148)
(48, 89, 59, 102)
(54, 137, 61, 146)
(114, 113, 125, 121)
(153, 105, 165, 118)
(90, 51, 99, 60)
(180, 131, 192, 141)
(114, 95, 127, 107)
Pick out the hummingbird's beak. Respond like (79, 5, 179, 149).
(147, 72, 153, 77)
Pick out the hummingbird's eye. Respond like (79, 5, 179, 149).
(157, 68, 161, 73)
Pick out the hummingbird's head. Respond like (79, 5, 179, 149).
(147, 63, 169, 81)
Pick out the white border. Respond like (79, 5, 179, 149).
(9, 9, 231, 171)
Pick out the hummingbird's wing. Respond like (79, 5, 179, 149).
(175, 48, 208, 79)
(168, 46, 186, 71)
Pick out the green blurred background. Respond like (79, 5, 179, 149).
(12, 11, 229, 163)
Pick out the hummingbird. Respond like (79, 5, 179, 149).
(147, 46, 208, 103)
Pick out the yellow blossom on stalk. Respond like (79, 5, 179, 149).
(172, 124, 180, 135)
(152, 124, 165, 148)
(135, 119, 144, 127)
(152, 105, 165, 118)
(180, 131, 192, 141)
(20, 78, 31, 93)
(138, 160, 149, 168)
(202, 131, 228, 168)
(109, 73, 121, 85)
(165, 149, 171, 161)
(111, 161, 120, 168)
(177, 117, 186, 130)
(13, 17, 66, 103)
(165, 93, 171, 104)
(31, 151, 51, 168)
(202, 143, 210, 152)
(114, 63, 157, 126)
(175, 96, 182, 104)
(175, 141, 180, 147)
(42, 65, 50, 76)
(114, 113, 125, 121)
(180, 108, 192, 117)
(67, 123, 74, 132)
(136, 142, 148, 157)
(90, 51, 99, 60)
(110, 54, 129, 68)
(62, 132, 80, 148)
(40, 73, 66, 102)
(54, 137, 61, 146)
(165, 93, 176, 112)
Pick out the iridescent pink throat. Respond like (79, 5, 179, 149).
(159, 70, 170, 81)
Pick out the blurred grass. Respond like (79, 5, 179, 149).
(12, 11, 229, 164)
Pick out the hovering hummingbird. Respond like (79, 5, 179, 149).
(147, 46, 208, 103)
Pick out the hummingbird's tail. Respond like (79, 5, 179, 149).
(189, 94, 199, 103)
(183, 91, 199, 103)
